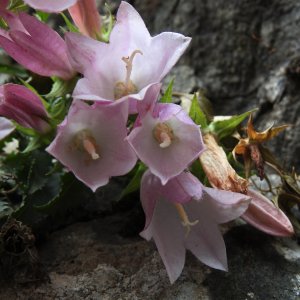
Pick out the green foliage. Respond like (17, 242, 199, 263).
(46, 77, 77, 99)
(101, 3, 115, 42)
(118, 163, 147, 201)
(0, 64, 27, 78)
(160, 79, 174, 103)
(60, 13, 79, 33)
(189, 159, 206, 182)
(35, 171, 93, 212)
(189, 93, 208, 128)
(0, 151, 58, 223)
(208, 110, 256, 140)
(8, 0, 27, 11)
(34, 11, 50, 22)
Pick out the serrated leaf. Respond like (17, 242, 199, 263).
(118, 163, 147, 201)
(208, 109, 256, 140)
(161, 79, 174, 103)
(189, 93, 208, 128)
(34, 172, 93, 213)
(27, 152, 53, 194)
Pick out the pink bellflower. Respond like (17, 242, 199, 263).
(46, 100, 137, 192)
(0, 12, 75, 79)
(127, 85, 204, 184)
(66, 1, 191, 107)
(23, 0, 77, 12)
(140, 170, 251, 283)
(0, 84, 50, 133)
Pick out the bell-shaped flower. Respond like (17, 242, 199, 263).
(23, 0, 77, 12)
(46, 100, 137, 192)
(140, 170, 251, 283)
(0, 12, 75, 79)
(0, 84, 50, 133)
(66, 1, 191, 105)
(127, 86, 204, 184)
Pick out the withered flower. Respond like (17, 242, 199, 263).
(199, 132, 294, 237)
(233, 114, 290, 179)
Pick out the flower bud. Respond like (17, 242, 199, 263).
(68, 0, 102, 39)
(0, 84, 50, 134)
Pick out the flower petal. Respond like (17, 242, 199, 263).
(200, 186, 251, 224)
(23, 0, 77, 12)
(140, 197, 186, 284)
(128, 105, 204, 184)
(242, 189, 294, 237)
(46, 101, 137, 191)
(185, 200, 228, 271)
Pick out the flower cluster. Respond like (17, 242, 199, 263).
(0, 0, 295, 284)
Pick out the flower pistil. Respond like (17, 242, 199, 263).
(174, 203, 199, 235)
(73, 129, 100, 160)
(114, 49, 143, 99)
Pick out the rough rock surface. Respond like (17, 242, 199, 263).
(0, 216, 299, 300)
(132, 0, 300, 169)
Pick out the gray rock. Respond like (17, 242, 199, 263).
(132, 0, 300, 169)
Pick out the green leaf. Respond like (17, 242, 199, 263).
(34, 11, 50, 22)
(189, 159, 206, 182)
(34, 172, 93, 213)
(46, 76, 77, 99)
(118, 163, 147, 201)
(22, 136, 43, 153)
(161, 79, 174, 103)
(189, 93, 208, 128)
(60, 13, 79, 33)
(101, 3, 115, 42)
(208, 109, 257, 140)
(8, 0, 27, 11)
(0, 64, 27, 78)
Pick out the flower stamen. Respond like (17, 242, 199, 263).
(174, 203, 199, 236)
(153, 123, 174, 148)
(122, 49, 143, 89)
